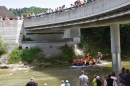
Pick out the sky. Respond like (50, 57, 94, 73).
(0, 0, 76, 9)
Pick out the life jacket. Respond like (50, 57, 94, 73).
(79, 58, 83, 63)
(77, 58, 80, 63)
(86, 57, 90, 62)
(73, 59, 77, 63)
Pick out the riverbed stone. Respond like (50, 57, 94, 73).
(0, 54, 9, 64)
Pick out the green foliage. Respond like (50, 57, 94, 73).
(9, 6, 47, 17)
(81, 23, 130, 58)
(60, 45, 75, 63)
(8, 47, 23, 63)
(8, 46, 45, 64)
(0, 36, 7, 55)
(22, 35, 33, 41)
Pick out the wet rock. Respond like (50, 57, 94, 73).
(0, 54, 9, 64)
(0, 64, 10, 69)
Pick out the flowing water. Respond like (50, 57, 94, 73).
(0, 62, 115, 86)
(0, 66, 83, 86)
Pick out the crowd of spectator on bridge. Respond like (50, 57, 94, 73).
(25, 0, 95, 19)
(0, 0, 95, 20)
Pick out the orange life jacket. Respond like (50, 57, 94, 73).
(86, 57, 90, 62)
(73, 59, 77, 63)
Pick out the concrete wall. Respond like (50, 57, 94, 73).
(24, 0, 130, 27)
(0, 20, 23, 51)
(22, 42, 75, 57)
(22, 27, 80, 57)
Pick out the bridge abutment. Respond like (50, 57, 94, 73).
(110, 24, 121, 72)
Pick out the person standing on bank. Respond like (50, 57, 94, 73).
(96, 76, 102, 86)
(26, 78, 37, 86)
(65, 80, 70, 86)
(106, 74, 113, 86)
(78, 70, 89, 86)
(61, 80, 65, 86)
(124, 69, 130, 86)
(119, 67, 126, 86)
(92, 75, 97, 86)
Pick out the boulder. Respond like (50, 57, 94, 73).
(0, 54, 9, 64)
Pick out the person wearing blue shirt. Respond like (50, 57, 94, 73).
(124, 69, 130, 86)
(65, 80, 70, 86)
(119, 67, 126, 86)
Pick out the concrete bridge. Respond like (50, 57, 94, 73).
(1, 0, 130, 72)
(24, 0, 130, 71)
(22, 0, 130, 72)
(24, 0, 130, 29)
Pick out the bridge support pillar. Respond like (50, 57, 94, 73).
(63, 28, 81, 43)
(110, 24, 121, 72)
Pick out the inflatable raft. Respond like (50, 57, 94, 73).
(70, 65, 88, 68)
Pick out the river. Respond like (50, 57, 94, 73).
(0, 66, 83, 86)
(0, 62, 111, 86)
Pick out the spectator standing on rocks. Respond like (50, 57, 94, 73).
(78, 70, 89, 86)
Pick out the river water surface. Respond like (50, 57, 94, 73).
(0, 62, 112, 86)
(0, 66, 83, 86)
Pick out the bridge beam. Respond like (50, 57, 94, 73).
(110, 24, 121, 72)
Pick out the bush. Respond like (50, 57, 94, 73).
(0, 36, 7, 55)
(60, 45, 75, 63)
(8, 46, 45, 64)
(22, 35, 33, 41)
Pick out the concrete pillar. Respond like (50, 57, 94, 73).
(70, 29, 81, 38)
(63, 27, 81, 43)
(63, 29, 70, 38)
(70, 28, 81, 43)
(110, 24, 121, 72)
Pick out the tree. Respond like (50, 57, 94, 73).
(9, 6, 46, 17)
